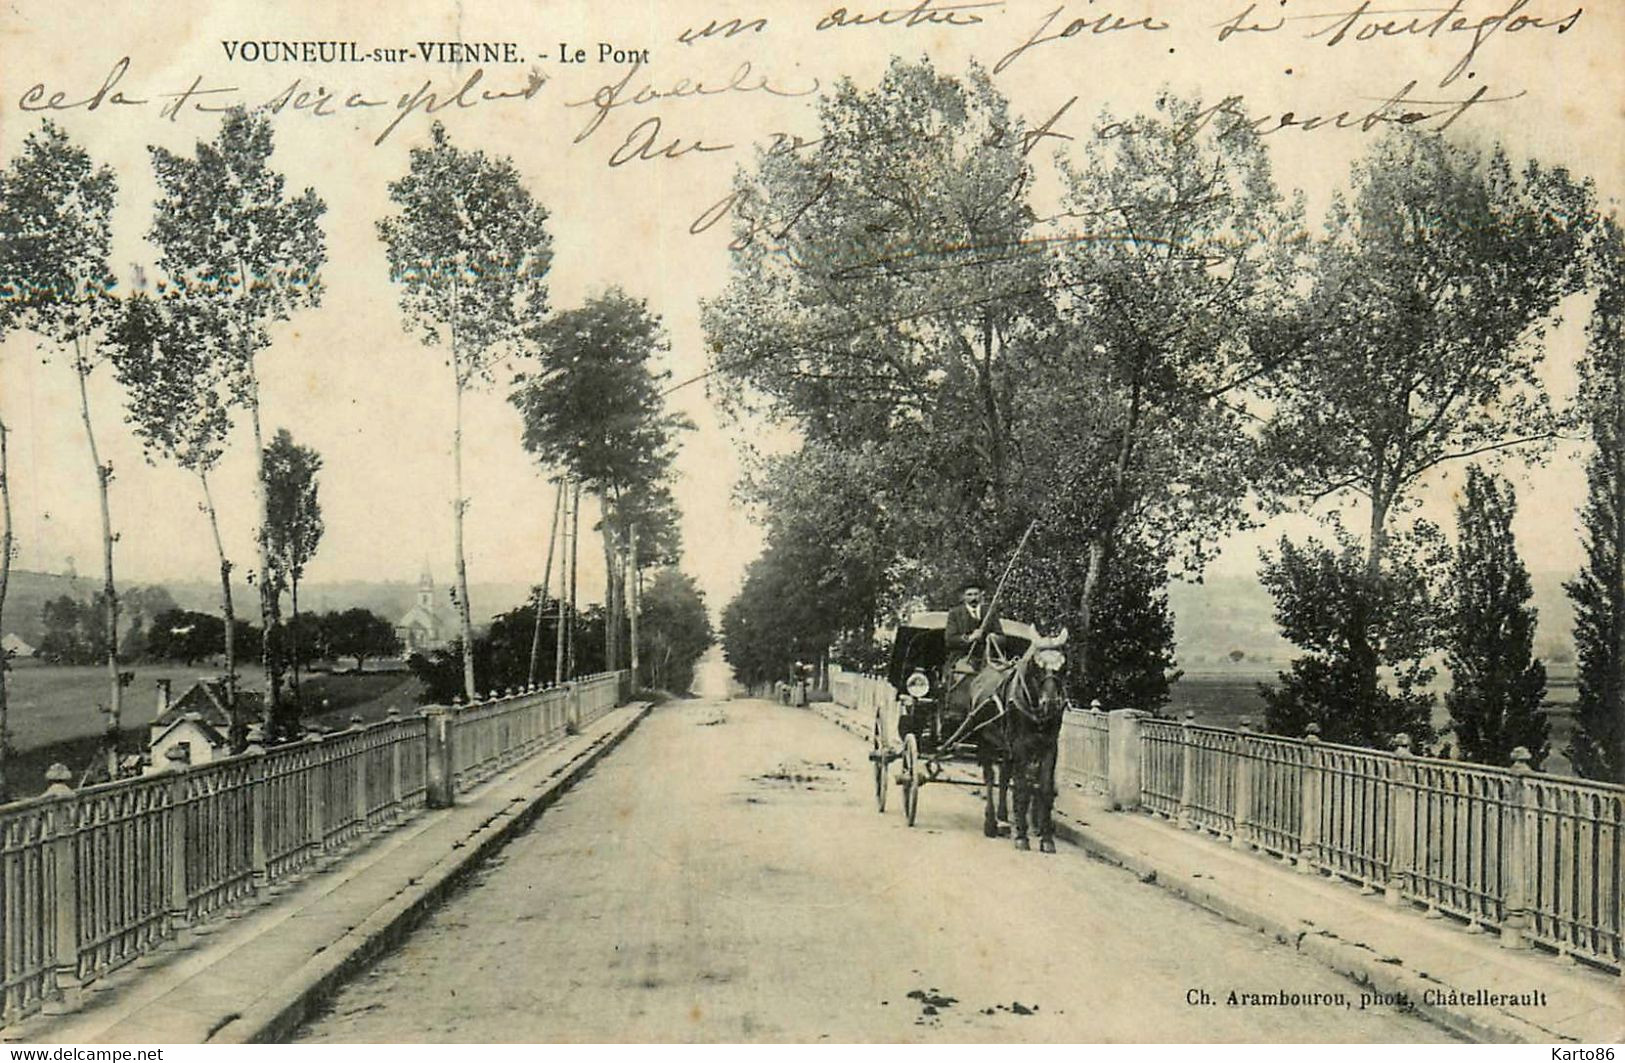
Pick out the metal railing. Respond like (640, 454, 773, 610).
(829, 668, 898, 746)
(1054, 706, 1625, 974)
(0, 671, 632, 1027)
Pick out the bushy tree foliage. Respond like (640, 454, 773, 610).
(409, 603, 605, 705)
(705, 58, 1051, 571)
(722, 544, 837, 690)
(511, 288, 689, 671)
(1260, 133, 1593, 735)
(321, 608, 399, 673)
(710, 69, 1297, 698)
(145, 608, 260, 666)
(1034, 92, 1299, 690)
(1566, 217, 1625, 782)
(1445, 467, 1548, 767)
(637, 569, 713, 693)
(262, 428, 323, 715)
(737, 442, 896, 647)
(1258, 521, 1443, 747)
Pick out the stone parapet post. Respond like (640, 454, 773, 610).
(1500, 746, 1532, 950)
(1106, 709, 1145, 812)
(1386, 733, 1415, 907)
(1297, 723, 1322, 874)
(42, 767, 82, 1014)
(425, 707, 456, 809)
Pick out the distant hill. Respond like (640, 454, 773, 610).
(1167, 569, 1578, 670)
(1, 569, 544, 647)
(1, 570, 106, 646)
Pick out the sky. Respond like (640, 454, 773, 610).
(0, 0, 1620, 624)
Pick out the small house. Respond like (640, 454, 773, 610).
(1, 632, 36, 659)
(145, 677, 265, 774)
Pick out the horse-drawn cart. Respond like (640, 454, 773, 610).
(870, 611, 1039, 826)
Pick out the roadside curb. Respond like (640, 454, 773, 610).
(208, 701, 654, 1045)
(812, 697, 1585, 1045)
(1045, 812, 1566, 1045)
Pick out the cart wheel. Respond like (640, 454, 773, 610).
(872, 715, 888, 813)
(902, 733, 921, 827)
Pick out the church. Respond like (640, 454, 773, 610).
(394, 564, 455, 655)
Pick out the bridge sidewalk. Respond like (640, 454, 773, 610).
(5, 701, 653, 1046)
(812, 698, 1623, 1046)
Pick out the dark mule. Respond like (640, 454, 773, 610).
(949, 631, 1069, 851)
(1002, 646, 1067, 851)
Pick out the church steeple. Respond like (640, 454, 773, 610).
(417, 562, 434, 610)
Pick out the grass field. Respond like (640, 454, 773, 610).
(0, 665, 426, 800)
(3, 663, 233, 751)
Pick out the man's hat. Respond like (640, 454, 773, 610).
(958, 577, 986, 594)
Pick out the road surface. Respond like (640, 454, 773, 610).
(296, 696, 1455, 1042)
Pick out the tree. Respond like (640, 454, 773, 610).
(704, 58, 1051, 576)
(1566, 217, 1625, 782)
(0, 417, 11, 796)
(118, 585, 180, 661)
(0, 120, 124, 776)
(408, 602, 604, 706)
(1261, 132, 1593, 722)
(1036, 536, 1180, 714)
(1445, 467, 1548, 767)
(512, 288, 690, 676)
(737, 442, 896, 657)
(323, 608, 401, 673)
(1033, 91, 1300, 695)
(262, 428, 323, 712)
(1258, 521, 1444, 748)
(37, 595, 88, 665)
(379, 121, 552, 700)
(721, 542, 840, 690)
(110, 290, 240, 696)
(147, 608, 227, 665)
(638, 569, 714, 693)
(148, 108, 327, 731)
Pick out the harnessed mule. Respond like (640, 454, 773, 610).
(944, 629, 1069, 852)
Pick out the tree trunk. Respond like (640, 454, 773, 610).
(73, 347, 121, 779)
(245, 370, 283, 736)
(1356, 476, 1393, 714)
(1610, 359, 1625, 748)
(628, 524, 640, 688)
(0, 416, 12, 799)
(452, 370, 477, 700)
(599, 495, 619, 672)
(528, 478, 564, 688)
(555, 477, 570, 686)
(1076, 374, 1142, 698)
(975, 318, 1008, 515)
(199, 470, 241, 748)
(290, 574, 302, 712)
(567, 481, 581, 678)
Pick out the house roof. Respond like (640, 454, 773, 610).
(155, 680, 264, 730)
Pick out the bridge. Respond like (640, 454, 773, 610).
(0, 660, 1618, 1043)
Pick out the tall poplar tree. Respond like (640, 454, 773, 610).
(379, 122, 552, 700)
(111, 291, 240, 707)
(0, 120, 124, 777)
(1567, 217, 1625, 782)
(1446, 467, 1548, 767)
(148, 108, 327, 727)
